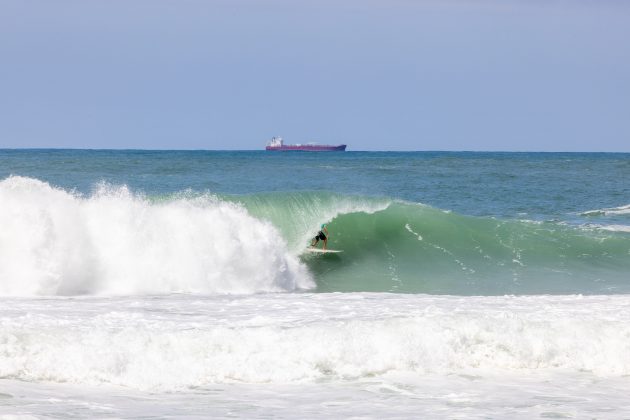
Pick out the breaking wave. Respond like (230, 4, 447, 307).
(1, 176, 630, 296)
(0, 176, 312, 296)
(582, 204, 630, 216)
(296, 201, 630, 294)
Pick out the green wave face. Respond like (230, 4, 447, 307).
(232, 192, 391, 251)
(238, 193, 630, 295)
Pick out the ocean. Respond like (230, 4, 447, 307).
(1, 150, 629, 418)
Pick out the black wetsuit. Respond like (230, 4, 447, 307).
(314, 230, 327, 241)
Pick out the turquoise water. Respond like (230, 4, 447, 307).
(2, 150, 630, 418)
(1, 149, 629, 295)
(2, 150, 629, 219)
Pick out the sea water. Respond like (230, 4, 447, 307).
(1, 150, 629, 418)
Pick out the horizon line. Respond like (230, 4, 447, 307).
(1, 148, 630, 154)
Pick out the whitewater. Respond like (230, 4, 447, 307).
(3, 293, 630, 418)
(0, 176, 311, 296)
(1, 150, 630, 418)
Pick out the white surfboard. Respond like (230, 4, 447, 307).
(305, 248, 343, 253)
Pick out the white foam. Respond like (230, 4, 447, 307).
(5, 373, 630, 419)
(594, 224, 630, 233)
(404, 223, 423, 240)
(583, 204, 630, 216)
(0, 176, 313, 296)
(1, 293, 629, 391)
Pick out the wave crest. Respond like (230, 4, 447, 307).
(0, 176, 313, 296)
(582, 204, 630, 216)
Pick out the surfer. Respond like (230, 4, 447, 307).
(310, 224, 328, 250)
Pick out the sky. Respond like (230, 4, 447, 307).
(0, 0, 629, 151)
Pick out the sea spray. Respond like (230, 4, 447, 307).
(0, 176, 312, 296)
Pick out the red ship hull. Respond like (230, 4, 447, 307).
(265, 144, 346, 151)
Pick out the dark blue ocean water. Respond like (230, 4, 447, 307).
(2, 150, 629, 224)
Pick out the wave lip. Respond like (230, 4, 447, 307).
(0, 176, 313, 296)
(234, 191, 391, 252)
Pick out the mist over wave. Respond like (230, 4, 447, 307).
(0, 176, 312, 296)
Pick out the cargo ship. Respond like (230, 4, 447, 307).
(265, 137, 346, 151)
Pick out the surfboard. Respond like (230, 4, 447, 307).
(306, 248, 343, 253)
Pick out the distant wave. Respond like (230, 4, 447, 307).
(589, 224, 630, 233)
(582, 204, 630, 216)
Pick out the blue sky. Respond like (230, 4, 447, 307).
(1, 0, 629, 151)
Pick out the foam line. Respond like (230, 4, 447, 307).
(1, 294, 629, 390)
